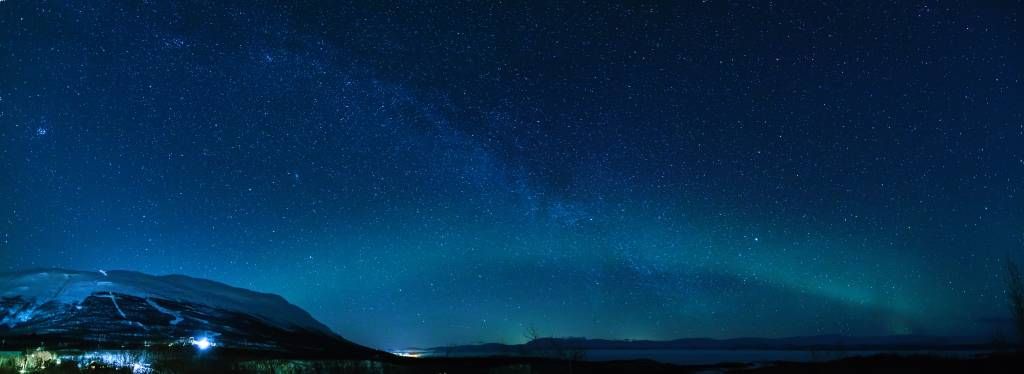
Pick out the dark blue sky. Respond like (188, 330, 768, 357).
(1, 1, 1022, 349)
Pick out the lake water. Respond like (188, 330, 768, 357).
(422, 349, 994, 366)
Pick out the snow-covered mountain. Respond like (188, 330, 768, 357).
(0, 269, 376, 356)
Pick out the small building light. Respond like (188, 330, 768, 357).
(191, 337, 214, 350)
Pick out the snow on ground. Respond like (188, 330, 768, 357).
(145, 298, 184, 325)
(0, 269, 333, 334)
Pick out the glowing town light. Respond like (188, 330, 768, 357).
(391, 350, 423, 358)
(191, 337, 213, 350)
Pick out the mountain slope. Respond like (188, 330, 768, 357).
(0, 269, 377, 357)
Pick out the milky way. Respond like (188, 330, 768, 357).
(1, 1, 1022, 349)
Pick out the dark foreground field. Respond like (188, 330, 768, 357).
(2, 349, 1022, 373)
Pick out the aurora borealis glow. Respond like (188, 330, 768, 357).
(1, 1, 1022, 349)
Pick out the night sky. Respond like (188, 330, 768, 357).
(1, 1, 1022, 349)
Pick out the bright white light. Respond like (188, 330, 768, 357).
(192, 337, 212, 350)
(391, 350, 422, 358)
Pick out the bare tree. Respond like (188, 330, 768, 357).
(523, 325, 541, 343)
(1007, 257, 1024, 347)
(520, 325, 540, 357)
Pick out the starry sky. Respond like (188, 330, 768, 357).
(1, 1, 1022, 349)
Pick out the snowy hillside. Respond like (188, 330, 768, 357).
(0, 269, 372, 356)
(0, 269, 330, 334)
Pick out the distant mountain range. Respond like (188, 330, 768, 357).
(0, 269, 1002, 362)
(424, 334, 1000, 354)
(0, 269, 381, 358)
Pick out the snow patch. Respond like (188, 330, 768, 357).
(101, 292, 128, 319)
(0, 305, 36, 328)
(145, 298, 184, 325)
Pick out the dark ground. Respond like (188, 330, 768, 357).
(2, 349, 1023, 373)
(730, 351, 1024, 374)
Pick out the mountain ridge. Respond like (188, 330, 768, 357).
(1, 268, 327, 334)
(421, 334, 999, 353)
(0, 268, 380, 358)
